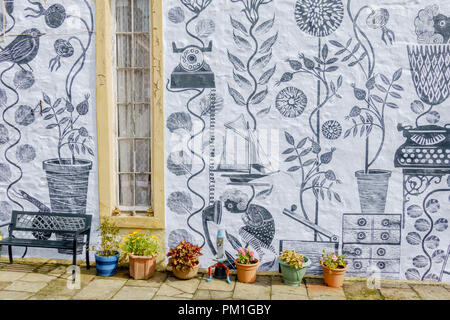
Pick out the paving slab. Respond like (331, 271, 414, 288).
(4, 280, 48, 293)
(20, 273, 57, 283)
(28, 295, 71, 300)
(164, 276, 201, 294)
(156, 283, 185, 297)
(73, 279, 126, 300)
(35, 278, 84, 297)
(411, 285, 450, 300)
(152, 295, 190, 300)
(233, 276, 271, 300)
(112, 286, 158, 300)
(198, 274, 236, 291)
(0, 291, 33, 300)
(194, 289, 233, 300)
(306, 283, 346, 300)
(343, 281, 383, 300)
(0, 281, 12, 290)
(271, 277, 308, 300)
(0, 263, 38, 273)
(380, 287, 421, 300)
(126, 272, 167, 288)
(0, 271, 26, 282)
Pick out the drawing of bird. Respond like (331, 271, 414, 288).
(433, 14, 450, 43)
(0, 28, 44, 70)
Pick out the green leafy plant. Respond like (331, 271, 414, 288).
(279, 249, 305, 269)
(121, 229, 159, 257)
(167, 241, 202, 272)
(236, 248, 258, 265)
(94, 218, 120, 257)
(320, 250, 347, 271)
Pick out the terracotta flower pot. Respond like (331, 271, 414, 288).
(128, 254, 157, 280)
(321, 263, 348, 288)
(235, 259, 259, 283)
(172, 264, 199, 280)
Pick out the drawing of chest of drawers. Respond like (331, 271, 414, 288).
(342, 214, 402, 278)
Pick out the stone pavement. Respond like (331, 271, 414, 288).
(0, 259, 449, 300)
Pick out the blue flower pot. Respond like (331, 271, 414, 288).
(95, 251, 119, 277)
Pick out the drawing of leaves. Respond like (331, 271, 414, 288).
(233, 70, 251, 88)
(258, 65, 276, 85)
(252, 51, 272, 69)
(296, 137, 307, 149)
(393, 68, 402, 82)
(285, 155, 298, 162)
(334, 192, 342, 203)
(285, 131, 294, 145)
(228, 51, 246, 72)
(233, 31, 252, 51)
(250, 88, 268, 105)
(259, 33, 278, 54)
(288, 166, 301, 172)
(286, 59, 302, 71)
(322, 44, 329, 60)
(226, 231, 242, 251)
(230, 16, 247, 35)
(256, 106, 271, 116)
(255, 15, 275, 34)
(303, 159, 316, 167)
(329, 40, 343, 48)
(256, 185, 273, 200)
(411, 100, 425, 114)
(282, 148, 295, 154)
(228, 84, 246, 106)
(43, 93, 51, 105)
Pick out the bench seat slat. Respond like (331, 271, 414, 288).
(0, 238, 85, 249)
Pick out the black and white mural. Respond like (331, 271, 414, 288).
(164, 0, 450, 282)
(0, 0, 98, 259)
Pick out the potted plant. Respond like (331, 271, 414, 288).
(278, 250, 311, 286)
(320, 250, 348, 288)
(340, 2, 401, 214)
(121, 230, 159, 280)
(167, 241, 202, 280)
(235, 248, 259, 283)
(94, 218, 120, 277)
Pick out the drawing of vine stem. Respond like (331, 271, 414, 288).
(228, 0, 277, 130)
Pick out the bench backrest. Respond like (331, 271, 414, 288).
(10, 211, 92, 234)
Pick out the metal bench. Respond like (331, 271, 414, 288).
(0, 211, 92, 269)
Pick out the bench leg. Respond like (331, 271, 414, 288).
(86, 246, 90, 270)
(8, 246, 12, 264)
(72, 242, 77, 282)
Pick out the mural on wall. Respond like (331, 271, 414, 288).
(164, 0, 450, 282)
(0, 0, 98, 258)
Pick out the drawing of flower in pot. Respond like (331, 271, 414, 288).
(340, 0, 401, 214)
(40, 92, 94, 215)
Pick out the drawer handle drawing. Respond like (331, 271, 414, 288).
(381, 232, 390, 240)
(381, 219, 390, 227)
(357, 232, 366, 240)
(377, 248, 386, 256)
(353, 261, 363, 269)
(357, 218, 367, 226)
(376, 261, 386, 269)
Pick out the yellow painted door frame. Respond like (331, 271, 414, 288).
(95, 0, 164, 230)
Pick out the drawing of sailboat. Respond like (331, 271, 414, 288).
(214, 114, 278, 183)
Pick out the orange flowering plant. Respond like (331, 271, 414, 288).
(121, 230, 159, 257)
(167, 241, 202, 272)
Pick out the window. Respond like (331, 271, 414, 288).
(114, 0, 152, 215)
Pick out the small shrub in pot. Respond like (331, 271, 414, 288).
(278, 250, 311, 286)
(93, 218, 120, 277)
(320, 250, 348, 288)
(235, 248, 259, 283)
(167, 241, 202, 280)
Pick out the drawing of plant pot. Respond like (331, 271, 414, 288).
(43, 158, 92, 254)
(355, 169, 391, 213)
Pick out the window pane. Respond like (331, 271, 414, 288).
(134, 0, 150, 32)
(134, 104, 150, 137)
(116, 34, 132, 68)
(116, 70, 133, 104)
(134, 34, 150, 68)
(116, 0, 132, 32)
(118, 104, 134, 137)
(119, 139, 134, 172)
(135, 174, 151, 206)
(119, 174, 135, 206)
(135, 139, 149, 172)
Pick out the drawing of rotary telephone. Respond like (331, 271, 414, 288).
(170, 41, 215, 89)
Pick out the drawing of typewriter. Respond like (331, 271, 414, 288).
(394, 124, 450, 172)
(170, 41, 215, 89)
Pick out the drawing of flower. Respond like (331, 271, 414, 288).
(275, 87, 307, 118)
(322, 120, 342, 140)
(49, 39, 74, 72)
(294, 0, 344, 37)
(366, 8, 395, 45)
